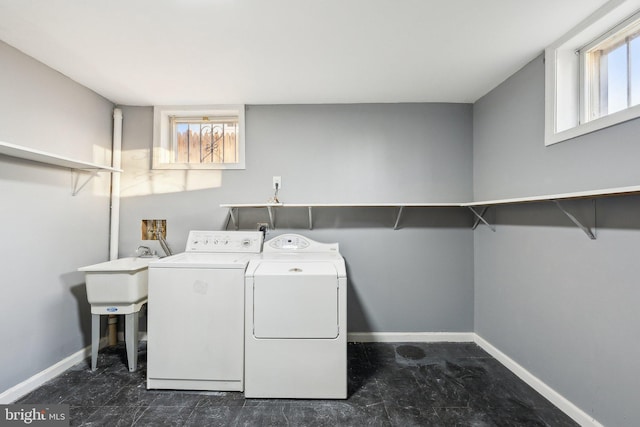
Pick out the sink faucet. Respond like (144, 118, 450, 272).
(136, 246, 154, 257)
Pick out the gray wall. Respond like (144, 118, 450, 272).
(0, 41, 114, 393)
(473, 55, 640, 427)
(119, 103, 475, 333)
(2, 35, 635, 426)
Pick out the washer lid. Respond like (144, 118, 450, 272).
(253, 261, 338, 277)
(149, 252, 255, 269)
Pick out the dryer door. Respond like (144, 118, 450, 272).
(253, 262, 339, 339)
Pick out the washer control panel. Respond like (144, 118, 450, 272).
(185, 230, 264, 253)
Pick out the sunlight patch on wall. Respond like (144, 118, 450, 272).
(90, 144, 112, 197)
(119, 148, 222, 197)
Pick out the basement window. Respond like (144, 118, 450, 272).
(153, 105, 245, 169)
(581, 14, 640, 121)
(545, 0, 640, 146)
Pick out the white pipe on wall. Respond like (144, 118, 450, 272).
(108, 108, 123, 346)
(109, 108, 123, 261)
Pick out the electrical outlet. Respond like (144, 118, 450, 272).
(273, 176, 282, 190)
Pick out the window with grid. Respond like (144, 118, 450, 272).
(153, 106, 245, 170)
(172, 116, 238, 165)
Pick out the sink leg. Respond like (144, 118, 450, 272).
(91, 314, 100, 371)
(125, 312, 139, 372)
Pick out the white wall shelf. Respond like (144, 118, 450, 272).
(0, 141, 122, 195)
(462, 185, 640, 240)
(462, 185, 640, 207)
(222, 185, 640, 237)
(220, 202, 467, 231)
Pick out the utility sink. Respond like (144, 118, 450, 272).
(79, 256, 158, 373)
(78, 257, 157, 305)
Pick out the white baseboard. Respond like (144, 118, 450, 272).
(347, 331, 475, 343)
(474, 334, 603, 427)
(0, 331, 603, 427)
(0, 333, 150, 404)
(0, 339, 104, 404)
(349, 331, 603, 427)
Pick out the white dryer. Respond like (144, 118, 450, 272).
(244, 234, 347, 399)
(147, 230, 263, 391)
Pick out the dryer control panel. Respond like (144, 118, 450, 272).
(185, 230, 263, 253)
(265, 234, 339, 253)
(268, 235, 310, 250)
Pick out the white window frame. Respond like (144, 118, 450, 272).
(581, 12, 640, 121)
(153, 105, 246, 169)
(545, 0, 640, 146)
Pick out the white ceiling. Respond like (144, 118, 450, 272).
(0, 0, 608, 106)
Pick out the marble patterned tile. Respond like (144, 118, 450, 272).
(103, 382, 160, 406)
(383, 404, 442, 427)
(127, 405, 194, 426)
(335, 401, 391, 426)
(432, 407, 496, 427)
(148, 390, 208, 407)
(61, 376, 130, 407)
(78, 405, 148, 426)
(535, 406, 583, 427)
(10, 342, 578, 426)
(15, 381, 73, 405)
(68, 406, 100, 427)
(184, 405, 242, 426)
(347, 374, 385, 408)
(194, 391, 246, 408)
(235, 405, 337, 427)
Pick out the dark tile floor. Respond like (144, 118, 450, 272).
(15, 342, 578, 426)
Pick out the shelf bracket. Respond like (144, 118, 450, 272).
(308, 207, 313, 230)
(552, 200, 596, 240)
(393, 206, 404, 230)
(467, 206, 495, 232)
(227, 208, 239, 230)
(72, 170, 100, 196)
(267, 206, 275, 230)
(471, 206, 489, 230)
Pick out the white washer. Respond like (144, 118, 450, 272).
(146, 230, 263, 391)
(244, 234, 347, 399)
